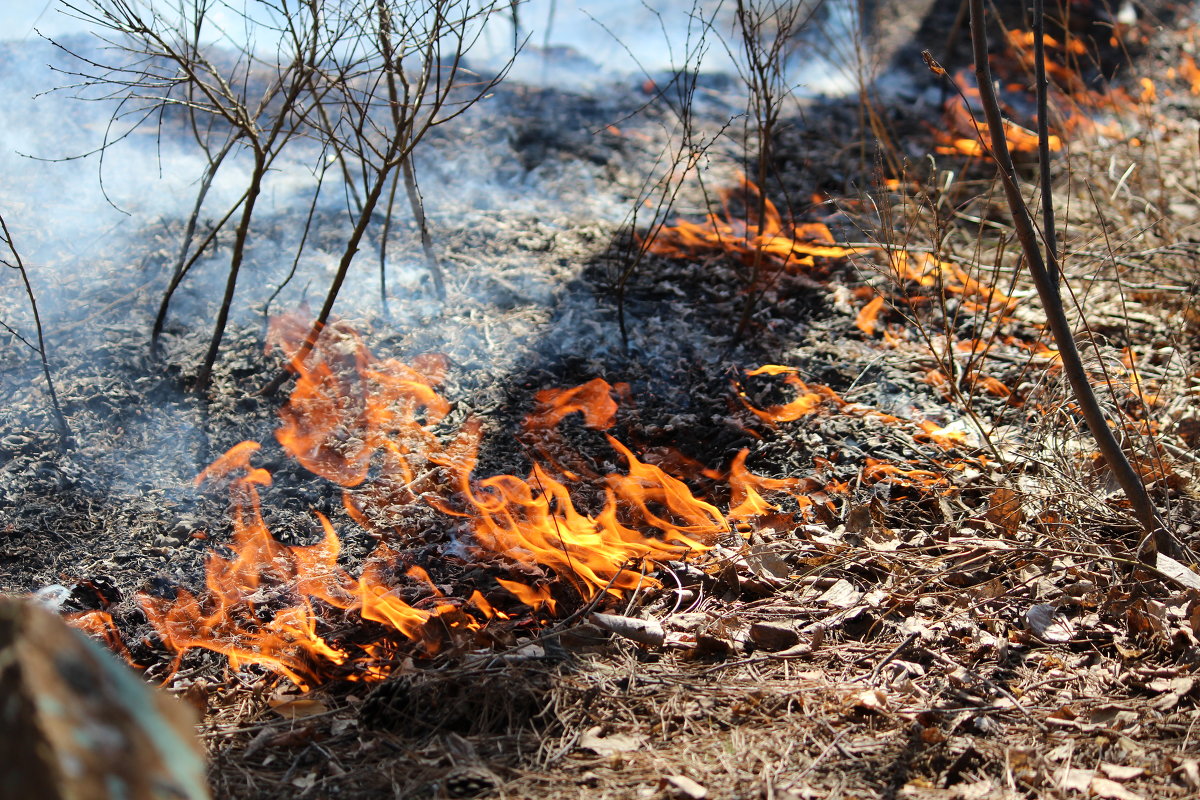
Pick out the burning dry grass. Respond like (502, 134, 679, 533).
(99, 308, 1019, 694)
(134, 295, 1199, 800)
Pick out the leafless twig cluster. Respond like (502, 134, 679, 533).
(53, 0, 515, 393)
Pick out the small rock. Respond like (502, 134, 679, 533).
(749, 621, 800, 651)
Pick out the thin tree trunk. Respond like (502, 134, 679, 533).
(379, 169, 400, 318)
(194, 151, 265, 393)
(1032, 0, 1058, 285)
(966, 0, 1176, 558)
(401, 153, 444, 299)
(152, 139, 235, 350)
(1, 215, 73, 450)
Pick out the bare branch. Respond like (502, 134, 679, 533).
(1, 215, 74, 450)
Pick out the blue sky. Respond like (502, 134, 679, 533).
(0, 2, 734, 70)
(1, 0, 83, 40)
(0, 1, 851, 92)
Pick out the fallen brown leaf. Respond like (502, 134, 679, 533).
(661, 774, 708, 800)
(590, 612, 666, 647)
(1099, 763, 1144, 782)
(578, 726, 647, 757)
(818, 578, 862, 609)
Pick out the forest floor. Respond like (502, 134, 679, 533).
(3, 4, 1200, 799)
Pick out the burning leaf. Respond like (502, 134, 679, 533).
(604, 436, 726, 546)
(914, 419, 975, 450)
(855, 294, 886, 336)
(437, 426, 714, 602)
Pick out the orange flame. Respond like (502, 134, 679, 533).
(646, 181, 1015, 340)
(129, 310, 1007, 688)
(436, 431, 708, 599)
(1177, 55, 1200, 95)
(861, 457, 951, 491)
(527, 378, 624, 431)
(914, 420, 971, 450)
(496, 578, 558, 614)
(726, 449, 815, 525)
(740, 366, 843, 424)
(934, 26, 1138, 159)
(936, 79, 1062, 158)
(269, 314, 453, 490)
(643, 176, 856, 272)
(67, 610, 133, 662)
(855, 295, 886, 336)
(140, 317, 853, 686)
(141, 442, 440, 688)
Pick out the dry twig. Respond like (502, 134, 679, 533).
(0, 214, 73, 450)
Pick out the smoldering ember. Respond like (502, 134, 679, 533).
(3, 0, 1200, 797)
